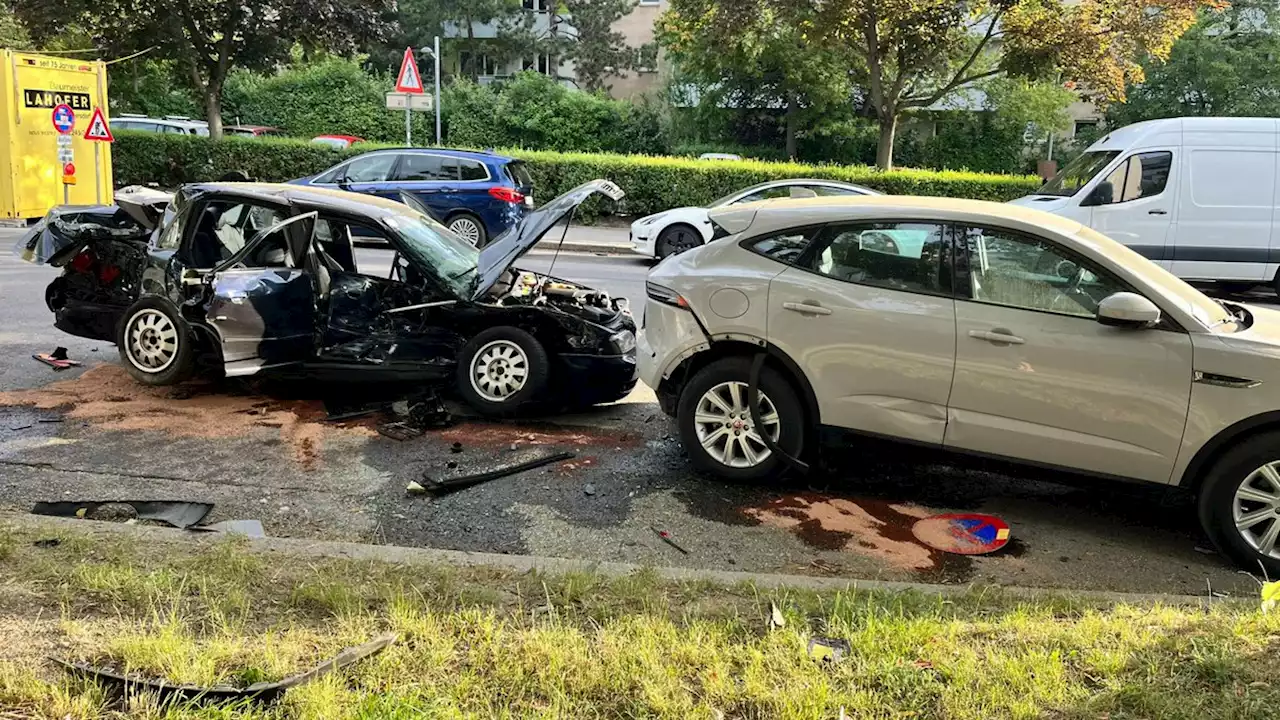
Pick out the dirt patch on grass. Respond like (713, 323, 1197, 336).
(0, 364, 375, 470)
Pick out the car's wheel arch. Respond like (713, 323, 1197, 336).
(1179, 410, 1280, 491)
(660, 338, 820, 432)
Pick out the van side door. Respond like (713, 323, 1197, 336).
(1082, 150, 1177, 270)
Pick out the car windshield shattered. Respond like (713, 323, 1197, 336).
(383, 213, 479, 298)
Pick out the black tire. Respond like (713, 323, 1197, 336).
(456, 326, 551, 417)
(446, 212, 488, 248)
(677, 356, 806, 482)
(1197, 431, 1280, 576)
(656, 223, 703, 259)
(117, 296, 195, 386)
(1219, 281, 1256, 295)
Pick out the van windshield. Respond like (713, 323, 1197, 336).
(1038, 151, 1120, 197)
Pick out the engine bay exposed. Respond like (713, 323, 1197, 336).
(487, 270, 629, 325)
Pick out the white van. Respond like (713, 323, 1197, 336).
(1010, 117, 1280, 290)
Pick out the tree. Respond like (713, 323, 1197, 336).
(13, 0, 391, 139)
(561, 0, 636, 92)
(0, 6, 32, 49)
(657, 1, 855, 159)
(662, 0, 1219, 169)
(1109, 0, 1280, 123)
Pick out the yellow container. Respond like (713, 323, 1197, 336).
(0, 50, 113, 219)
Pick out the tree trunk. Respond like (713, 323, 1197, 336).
(876, 111, 897, 170)
(205, 90, 223, 140)
(785, 91, 798, 160)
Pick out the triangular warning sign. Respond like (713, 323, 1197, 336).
(84, 107, 113, 142)
(395, 47, 424, 94)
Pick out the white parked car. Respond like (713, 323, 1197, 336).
(629, 179, 878, 259)
(639, 194, 1280, 573)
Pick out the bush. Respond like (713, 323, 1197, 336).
(111, 131, 1043, 220)
(222, 57, 434, 143)
(443, 74, 670, 155)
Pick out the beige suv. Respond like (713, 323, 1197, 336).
(638, 196, 1280, 573)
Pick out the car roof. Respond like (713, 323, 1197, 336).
(711, 195, 1085, 237)
(348, 147, 515, 164)
(738, 178, 875, 192)
(183, 182, 417, 220)
(226, 125, 278, 131)
(313, 134, 364, 141)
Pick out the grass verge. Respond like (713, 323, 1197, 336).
(0, 521, 1277, 719)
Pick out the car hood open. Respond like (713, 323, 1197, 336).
(472, 179, 623, 299)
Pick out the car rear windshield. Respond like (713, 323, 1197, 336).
(505, 161, 533, 188)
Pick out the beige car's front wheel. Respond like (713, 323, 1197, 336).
(1198, 431, 1280, 575)
(677, 357, 805, 481)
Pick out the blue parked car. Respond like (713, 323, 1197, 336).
(289, 148, 534, 246)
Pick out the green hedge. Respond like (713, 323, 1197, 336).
(111, 132, 1043, 219)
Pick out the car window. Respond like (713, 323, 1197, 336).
(505, 161, 533, 187)
(1094, 151, 1171, 204)
(802, 222, 946, 294)
(439, 157, 462, 181)
(160, 124, 187, 134)
(394, 154, 447, 181)
(734, 186, 793, 204)
(750, 229, 818, 264)
(813, 185, 864, 196)
(460, 160, 488, 181)
(156, 194, 190, 250)
(189, 200, 286, 267)
(343, 154, 397, 183)
(959, 226, 1127, 318)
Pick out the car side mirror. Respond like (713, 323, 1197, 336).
(1083, 181, 1114, 207)
(1097, 292, 1160, 328)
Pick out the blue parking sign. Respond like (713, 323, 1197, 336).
(51, 104, 75, 134)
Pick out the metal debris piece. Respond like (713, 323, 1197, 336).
(31, 500, 213, 530)
(376, 422, 423, 441)
(649, 525, 690, 555)
(32, 538, 61, 548)
(37, 418, 63, 423)
(54, 633, 396, 706)
(417, 451, 575, 495)
(33, 347, 81, 370)
(407, 392, 453, 429)
(323, 398, 382, 422)
(807, 636, 851, 664)
(8, 424, 32, 431)
(189, 520, 266, 539)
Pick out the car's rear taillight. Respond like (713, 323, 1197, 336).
(69, 250, 94, 273)
(489, 187, 525, 204)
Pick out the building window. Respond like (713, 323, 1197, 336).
(523, 0, 546, 11)
(634, 43, 658, 73)
(1073, 120, 1100, 137)
(460, 51, 498, 76)
(522, 55, 552, 75)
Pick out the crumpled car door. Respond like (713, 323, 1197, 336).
(205, 212, 319, 376)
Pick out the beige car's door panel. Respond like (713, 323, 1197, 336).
(765, 222, 957, 445)
(945, 225, 1194, 483)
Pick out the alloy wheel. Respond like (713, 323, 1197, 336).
(665, 227, 699, 256)
(470, 339, 530, 402)
(693, 381, 781, 468)
(125, 308, 179, 374)
(1233, 461, 1280, 560)
(449, 217, 483, 246)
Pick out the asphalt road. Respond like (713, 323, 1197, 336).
(0, 226, 1269, 596)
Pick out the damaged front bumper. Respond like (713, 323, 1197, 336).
(558, 352, 638, 405)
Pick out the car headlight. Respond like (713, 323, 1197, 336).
(609, 330, 636, 354)
(636, 213, 665, 227)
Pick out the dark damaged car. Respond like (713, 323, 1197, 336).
(15, 181, 637, 415)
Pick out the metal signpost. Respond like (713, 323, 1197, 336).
(51, 103, 75, 203)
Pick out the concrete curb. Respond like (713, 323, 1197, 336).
(3, 513, 1227, 606)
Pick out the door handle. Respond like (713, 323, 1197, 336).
(969, 328, 1025, 345)
(1148, 209, 1168, 215)
(782, 301, 832, 316)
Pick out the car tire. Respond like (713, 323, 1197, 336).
(1219, 281, 1256, 295)
(1197, 431, 1280, 576)
(447, 212, 488, 248)
(117, 296, 195, 386)
(677, 356, 806, 482)
(456, 326, 551, 417)
(656, 223, 703, 259)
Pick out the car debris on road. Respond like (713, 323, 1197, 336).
(31, 500, 213, 529)
(32, 346, 80, 370)
(408, 450, 576, 496)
